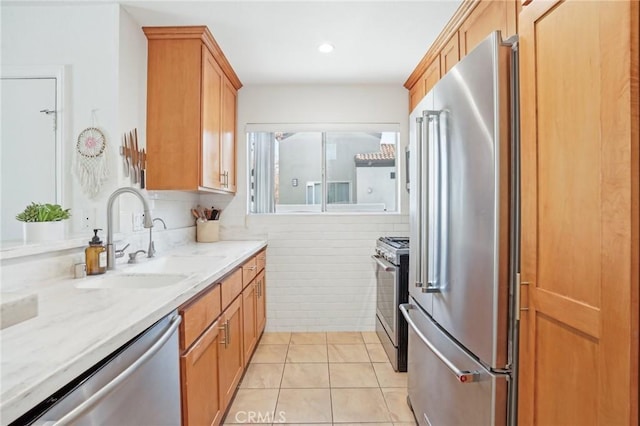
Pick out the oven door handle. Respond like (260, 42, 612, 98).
(372, 255, 396, 272)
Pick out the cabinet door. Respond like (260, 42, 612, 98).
(201, 46, 223, 190)
(242, 282, 257, 367)
(180, 319, 223, 426)
(220, 79, 237, 193)
(256, 271, 266, 335)
(459, 1, 511, 56)
(439, 32, 460, 76)
(219, 296, 244, 408)
(422, 56, 441, 98)
(518, 1, 638, 425)
(408, 78, 425, 113)
(146, 39, 202, 190)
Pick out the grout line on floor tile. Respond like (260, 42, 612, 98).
(327, 342, 334, 424)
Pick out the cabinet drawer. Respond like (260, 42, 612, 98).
(221, 268, 243, 309)
(242, 256, 258, 288)
(179, 284, 221, 352)
(256, 250, 266, 273)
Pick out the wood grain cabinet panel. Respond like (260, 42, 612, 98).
(256, 270, 266, 335)
(242, 282, 257, 367)
(518, 0, 639, 424)
(242, 256, 258, 288)
(219, 297, 244, 408)
(201, 47, 223, 189)
(422, 56, 441, 99)
(256, 250, 266, 273)
(144, 26, 241, 193)
(180, 318, 223, 426)
(459, 0, 512, 56)
(440, 32, 460, 76)
(409, 78, 425, 113)
(179, 284, 221, 351)
(221, 268, 243, 309)
(220, 79, 237, 192)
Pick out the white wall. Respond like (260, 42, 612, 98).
(202, 84, 410, 331)
(1, 4, 198, 244)
(357, 166, 396, 210)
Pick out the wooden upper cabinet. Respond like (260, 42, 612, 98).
(409, 78, 426, 113)
(422, 56, 441, 99)
(409, 56, 441, 112)
(459, 0, 516, 56)
(221, 79, 237, 192)
(144, 26, 242, 193)
(440, 32, 460, 76)
(201, 46, 223, 189)
(406, 0, 519, 112)
(518, 0, 638, 424)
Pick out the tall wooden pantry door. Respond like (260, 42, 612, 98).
(518, 0, 638, 425)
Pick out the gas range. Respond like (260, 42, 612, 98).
(375, 236, 410, 265)
(373, 235, 410, 372)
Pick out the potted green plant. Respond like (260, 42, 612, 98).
(16, 202, 71, 243)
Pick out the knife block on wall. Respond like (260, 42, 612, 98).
(196, 221, 219, 242)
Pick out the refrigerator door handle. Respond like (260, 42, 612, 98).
(400, 303, 481, 383)
(424, 110, 442, 294)
(414, 116, 424, 289)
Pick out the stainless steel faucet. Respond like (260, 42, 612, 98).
(128, 250, 147, 263)
(148, 217, 167, 258)
(106, 187, 153, 270)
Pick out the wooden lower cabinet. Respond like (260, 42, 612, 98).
(256, 271, 266, 335)
(180, 318, 223, 426)
(180, 252, 268, 425)
(242, 282, 257, 367)
(218, 296, 244, 408)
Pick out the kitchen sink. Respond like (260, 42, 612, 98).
(0, 291, 38, 329)
(125, 256, 225, 274)
(75, 273, 188, 290)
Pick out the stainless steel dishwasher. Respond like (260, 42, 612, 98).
(20, 312, 182, 426)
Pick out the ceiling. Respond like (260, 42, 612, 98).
(122, 1, 462, 86)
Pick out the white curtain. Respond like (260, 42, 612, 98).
(252, 132, 276, 213)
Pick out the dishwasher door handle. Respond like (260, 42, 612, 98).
(50, 314, 182, 425)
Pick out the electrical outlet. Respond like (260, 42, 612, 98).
(76, 209, 93, 231)
(132, 212, 144, 231)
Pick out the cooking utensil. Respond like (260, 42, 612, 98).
(132, 130, 139, 183)
(121, 134, 130, 177)
(195, 205, 207, 221)
(126, 131, 135, 182)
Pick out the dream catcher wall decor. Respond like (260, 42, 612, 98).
(75, 113, 109, 198)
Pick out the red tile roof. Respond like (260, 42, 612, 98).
(355, 144, 396, 161)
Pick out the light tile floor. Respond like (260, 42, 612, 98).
(223, 332, 417, 425)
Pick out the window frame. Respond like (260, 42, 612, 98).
(247, 123, 401, 215)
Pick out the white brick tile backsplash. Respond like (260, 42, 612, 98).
(204, 205, 408, 331)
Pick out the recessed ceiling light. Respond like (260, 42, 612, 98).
(318, 43, 334, 53)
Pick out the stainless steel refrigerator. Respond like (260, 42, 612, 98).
(402, 32, 520, 426)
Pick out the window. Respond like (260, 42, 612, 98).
(248, 126, 399, 213)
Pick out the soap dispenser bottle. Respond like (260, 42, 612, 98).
(86, 229, 107, 275)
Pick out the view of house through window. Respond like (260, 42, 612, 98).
(248, 128, 399, 213)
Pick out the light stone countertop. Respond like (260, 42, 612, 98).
(0, 240, 267, 425)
